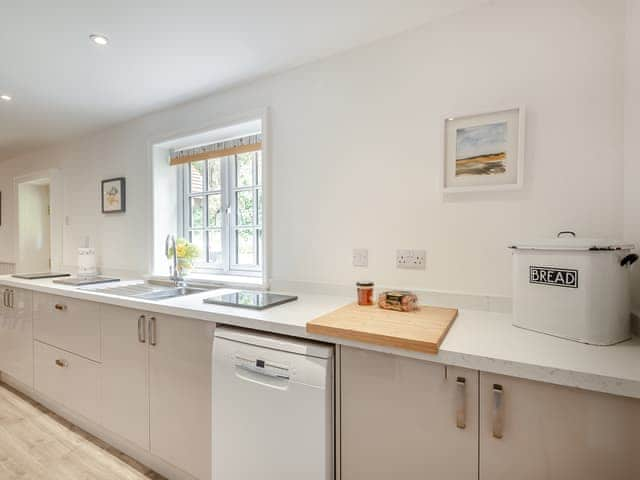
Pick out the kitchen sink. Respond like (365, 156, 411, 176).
(81, 281, 213, 301)
(135, 287, 208, 301)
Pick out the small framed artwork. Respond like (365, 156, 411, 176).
(443, 106, 525, 193)
(101, 177, 126, 214)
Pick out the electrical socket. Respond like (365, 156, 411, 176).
(396, 249, 426, 269)
(352, 248, 368, 267)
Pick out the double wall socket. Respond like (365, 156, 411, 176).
(396, 249, 426, 269)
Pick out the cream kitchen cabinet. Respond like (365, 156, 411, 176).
(479, 372, 640, 480)
(149, 313, 214, 480)
(0, 286, 33, 387)
(340, 346, 478, 480)
(34, 340, 101, 423)
(100, 304, 214, 480)
(33, 292, 102, 361)
(101, 304, 151, 450)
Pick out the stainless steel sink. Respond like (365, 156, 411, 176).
(135, 287, 208, 301)
(82, 281, 213, 301)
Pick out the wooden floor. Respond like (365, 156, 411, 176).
(0, 382, 166, 480)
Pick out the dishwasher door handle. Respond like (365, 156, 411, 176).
(235, 362, 290, 380)
(234, 355, 291, 390)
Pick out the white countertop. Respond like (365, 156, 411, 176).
(2, 275, 640, 400)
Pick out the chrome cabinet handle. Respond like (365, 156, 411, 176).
(2, 289, 7, 308)
(55, 359, 68, 368)
(456, 377, 466, 429)
(54, 303, 67, 311)
(9, 290, 14, 309)
(492, 384, 504, 439)
(138, 315, 146, 343)
(149, 316, 157, 346)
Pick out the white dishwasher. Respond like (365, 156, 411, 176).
(213, 326, 334, 480)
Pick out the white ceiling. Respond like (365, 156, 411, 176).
(0, 0, 483, 161)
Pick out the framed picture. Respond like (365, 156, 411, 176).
(443, 106, 525, 193)
(101, 177, 126, 213)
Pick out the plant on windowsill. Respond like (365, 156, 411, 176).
(166, 238, 200, 278)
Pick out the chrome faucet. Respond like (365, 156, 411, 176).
(165, 235, 186, 287)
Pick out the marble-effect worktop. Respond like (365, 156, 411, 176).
(1, 275, 639, 400)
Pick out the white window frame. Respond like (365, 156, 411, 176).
(178, 150, 263, 277)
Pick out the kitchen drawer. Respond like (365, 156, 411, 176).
(33, 293, 101, 361)
(34, 340, 101, 424)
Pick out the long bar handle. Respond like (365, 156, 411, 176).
(492, 384, 504, 439)
(456, 377, 466, 429)
(2, 289, 7, 308)
(138, 315, 146, 343)
(149, 316, 157, 346)
(8, 290, 13, 309)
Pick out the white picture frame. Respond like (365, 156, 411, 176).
(443, 106, 525, 193)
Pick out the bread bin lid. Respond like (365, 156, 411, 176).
(510, 232, 635, 251)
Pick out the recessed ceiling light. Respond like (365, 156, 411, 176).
(0, 95, 12, 101)
(89, 34, 109, 46)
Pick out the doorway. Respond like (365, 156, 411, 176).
(17, 178, 51, 272)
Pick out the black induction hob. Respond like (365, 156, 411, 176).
(12, 273, 71, 280)
(53, 276, 120, 286)
(203, 291, 298, 310)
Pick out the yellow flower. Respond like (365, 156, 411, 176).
(176, 245, 187, 258)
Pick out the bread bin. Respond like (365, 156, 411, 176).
(510, 232, 637, 345)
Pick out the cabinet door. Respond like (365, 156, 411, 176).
(341, 346, 478, 480)
(0, 287, 33, 387)
(100, 305, 150, 450)
(480, 372, 640, 480)
(149, 314, 214, 480)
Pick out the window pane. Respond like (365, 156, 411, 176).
(190, 161, 205, 193)
(208, 230, 223, 267)
(236, 191, 254, 226)
(189, 230, 205, 262)
(207, 194, 222, 227)
(236, 229, 256, 265)
(256, 189, 262, 226)
(236, 153, 254, 187)
(256, 151, 262, 185)
(190, 196, 204, 228)
(207, 158, 222, 191)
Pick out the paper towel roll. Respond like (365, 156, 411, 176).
(78, 248, 97, 277)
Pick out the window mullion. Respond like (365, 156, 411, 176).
(183, 166, 191, 237)
(224, 156, 232, 273)
(230, 155, 238, 270)
(203, 161, 210, 263)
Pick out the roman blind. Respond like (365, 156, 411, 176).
(170, 133, 262, 166)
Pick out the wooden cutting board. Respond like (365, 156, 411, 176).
(307, 303, 458, 354)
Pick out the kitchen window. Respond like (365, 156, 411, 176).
(177, 138, 263, 276)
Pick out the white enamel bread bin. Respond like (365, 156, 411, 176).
(510, 232, 638, 345)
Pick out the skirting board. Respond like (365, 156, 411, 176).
(0, 372, 199, 480)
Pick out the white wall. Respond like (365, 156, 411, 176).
(625, 0, 640, 305)
(0, 0, 629, 297)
